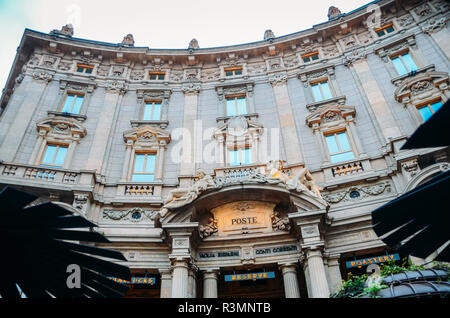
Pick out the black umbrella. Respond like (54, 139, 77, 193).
(372, 100, 450, 262)
(0, 186, 131, 298)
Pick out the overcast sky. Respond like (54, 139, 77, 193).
(0, 0, 371, 90)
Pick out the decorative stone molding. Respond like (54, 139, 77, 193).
(297, 66, 335, 87)
(136, 88, 171, 105)
(188, 38, 199, 49)
(305, 105, 356, 128)
(73, 193, 89, 213)
(216, 82, 254, 101)
(121, 34, 135, 46)
(306, 96, 346, 112)
(422, 15, 447, 34)
(50, 24, 74, 37)
(271, 211, 290, 232)
(32, 70, 54, 83)
(401, 159, 420, 178)
(105, 80, 127, 94)
(264, 29, 275, 41)
(322, 181, 392, 204)
(268, 72, 288, 86)
(397, 14, 415, 28)
(394, 71, 449, 104)
(36, 116, 87, 140)
(199, 217, 218, 239)
(102, 207, 158, 222)
(123, 125, 171, 146)
(375, 35, 416, 63)
(327, 6, 342, 20)
(181, 81, 201, 95)
(343, 48, 367, 66)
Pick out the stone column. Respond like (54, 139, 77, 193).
(156, 140, 167, 180)
(159, 269, 172, 298)
(180, 83, 200, 176)
(326, 255, 343, 294)
(120, 140, 134, 181)
(202, 269, 219, 298)
(171, 258, 190, 298)
(187, 265, 197, 298)
(306, 248, 330, 298)
(279, 264, 300, 298)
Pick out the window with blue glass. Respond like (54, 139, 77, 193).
(132, 153, 156, 182)
(311, 80, 333, 102)
(149, 72, 165, 80)
(60, 93, 84, 114)
(325, 131, 355, 163)
(229, 148, 252, 166)
(225, 67, 243, 77)
(76, 64, 93, 74)
(226, 96, 247, 117)
(142, 101, 162, 120)
(391, 53, 418, 76)
(302, 51, 319, 63)
(40, 144, 68, 167)
(417, 100, 443, 122)
(375, 23, 395, 37)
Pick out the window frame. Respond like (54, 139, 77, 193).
(228, 147, 252, 167)
(131, 152, 157, 182)
(225, 94, 248, 117)
(224, 66, 243, 77)
(324, 129, 356, 164)
(390, 51, 418, 76)
(40, 143, 69, 168)
(148, 71, 166, 81)
(60, 92, 85, 115)
(142, 100, 163, 121)
(375, 23, 395, 37)
(302, 51, 320, 63)
(76, 64, 94, 74)
(416, 98, 443, 122)
(310, 78, 334, 102)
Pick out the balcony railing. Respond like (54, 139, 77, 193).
(1, 162, 81, 185)
(331, 161, 364, 177)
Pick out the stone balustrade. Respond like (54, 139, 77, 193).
(331, 161, 364, 177)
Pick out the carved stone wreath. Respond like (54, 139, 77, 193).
(323, 182, 392, 204)
(102, 208, 158, 222)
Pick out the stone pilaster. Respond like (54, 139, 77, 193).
(202, 269, 219, 298)
(279, 263, 300, 298)
(326, 254, 343, 294)
(188, 265, 198, 298)
(269, 74, 304, 165)
(159, 268, 172, 298)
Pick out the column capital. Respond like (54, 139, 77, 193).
(268, 72, 288, 86)
(158, 268, 172, 277)
(279, 263, 298, 275)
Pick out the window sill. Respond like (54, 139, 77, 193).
(130, 120, 169, 129)
(306, 96, 346, 112)
(47, 111, 87, 122)
(391, 64, 435, 86)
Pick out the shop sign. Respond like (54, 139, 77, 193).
(198, 250, 240, 259)
(255, 245, 298, 256)
(345, 254, 400, 269)
(225, 272, 275, 282)
(108, 276, 156, 285)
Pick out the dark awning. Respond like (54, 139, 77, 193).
(0, 186, 131, 298)
(372, 169, 450, 260)
(401, 99, 450, 149)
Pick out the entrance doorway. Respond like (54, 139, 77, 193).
(217, 264, 285, 298)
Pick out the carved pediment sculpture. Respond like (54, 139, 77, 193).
(50, 24, 74, 37)
(199, 217, 218, 238)
(36, 116, 87, 140)
(160, 169, 216, 217)
(394, 71, 449, 104)
(271, 211, 290, 232)
(121, 34, 135, 46)
(123, 126, 171, 146)
(306, 104, 356, 127)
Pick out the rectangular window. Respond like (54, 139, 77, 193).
(229, 148, 252, 166)
(226, 96, 247, 116)
(302, 51, 319, 63)
(76, 64, 94, 74)
(40, 144, 68, 167)
(132, 153, 156, 182)
(325, 131, 355, 163)
(60, 93, 84, 114)
(417, 100, 443, 121)
(391, 53, 418, 76)
(224, 67, 243, 77)
(311, 80, 333, 102)
(375, 23, 395, 37)
(142, 101, 162, 120)
(149, 72, 165, 80)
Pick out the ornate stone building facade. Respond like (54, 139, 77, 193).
(0, 0, 449, 298)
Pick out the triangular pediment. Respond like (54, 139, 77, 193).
(306, 104, 356, 127)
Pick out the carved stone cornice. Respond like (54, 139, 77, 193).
(305, 104, 356, 128)
(136, 88, 172, 103)
(36, 116, 87, 140)
(297, 65, 335, 87)
(215, 81, 254, 100)
(123, 125, 171, 146)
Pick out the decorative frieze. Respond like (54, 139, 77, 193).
(322, 181, 392, 204)
(422, 15, 447, 34)
(102, 207, 158, 222)
(32, 70, 54, 83)
(268, 73, 288, 86)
